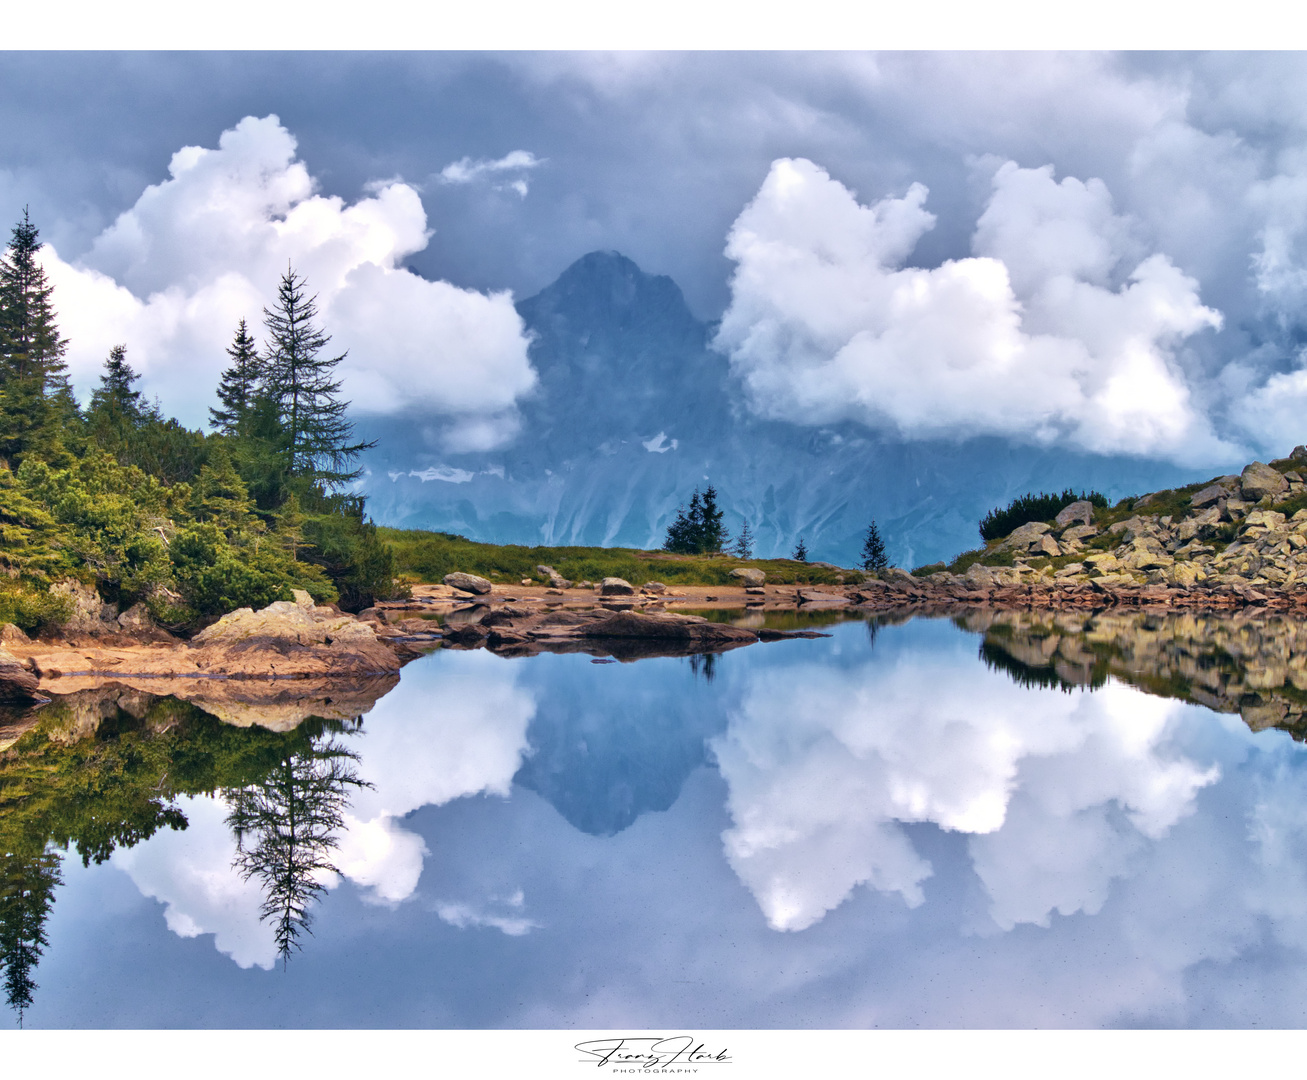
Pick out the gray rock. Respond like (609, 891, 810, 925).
(443, 572, 493, 595)
(599, 577, 636, 596)
(1054, 500, 1095, 527)
(1036, 534, 1061, 557)
(729, 568, 766, 587)
(1293, 446, 1307, 464)
(535, 565, 573, 590)
(49, 579, 114, 633)
(0, 646, 39, 702)
(117, 602, 153, 631)
(1191, 477, 1239, 507)
(641, 581, 667, 594)
(999, 521, 1051, 551)
(1060, 524, 1099, 543)
(1241, 461, 1289, 502)
(1177, 506, 1222, 542)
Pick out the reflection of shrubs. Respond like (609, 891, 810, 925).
(979, 489, 1108, 541)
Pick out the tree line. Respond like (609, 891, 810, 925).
(662, 482, 890, 571)
(0, 211, 399, 631)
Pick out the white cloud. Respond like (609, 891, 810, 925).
(435, 890, 540, 937)
(641, 432, 678, 453)
(714, 157, 1240, 465)
(41, 115, 536, 440)
(112, 794, 280, 970)
(439, 150, 543, 197)
(713, 657, 1216, 934)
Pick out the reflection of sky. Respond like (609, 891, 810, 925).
(26, 619, 1307, 1027)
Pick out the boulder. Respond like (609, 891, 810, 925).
(641, 581, 667, 594)
(1241, 461, 1289, 502)
(1000, 522, 1052, 551)
(1293, 446, 1307, 464)
(443, 572, 494, 595)
(729, 568, 767, 587)
(963, 564, 998, 588)
(1036, 534, 1061, 558)
(189, 597, 399, 676)
(1060, 524, 1099, 543)
(0, 623, 30, 645)
(535, 565, 573, 590)
(50, 579, 115, 633)
(1054, 500, 1095, 527)
(117, 603, 153, 632)
(1191, 477, 1239, 508)
(0, 645, 40, 702)
(1177, 506, 1222, 542)
(579, 610, 757, 645)
(599, 577, 636, 596)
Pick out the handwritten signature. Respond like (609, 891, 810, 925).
(575, 1036, 731, 1070)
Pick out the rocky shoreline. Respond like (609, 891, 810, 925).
(8, 451, 1307, 738)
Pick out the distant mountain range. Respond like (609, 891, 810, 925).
(357, 251, 1198, 568)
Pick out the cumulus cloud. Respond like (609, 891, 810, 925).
(40, 115, 536, 442)
(714, 157, 1241, 465)
(713, 658, 1216, 933)
(112, 795, 281, 969)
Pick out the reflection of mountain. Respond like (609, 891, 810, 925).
(512, 660, 728, 836)
(358, 251, 1194, 567)
(974, 609, 1307, 738)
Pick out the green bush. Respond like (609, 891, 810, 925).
(979, 489, 1108, 542)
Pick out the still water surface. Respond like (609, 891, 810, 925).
(6, 611, 1307, 1028)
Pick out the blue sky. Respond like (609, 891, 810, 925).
(8, 51, 1307, 468)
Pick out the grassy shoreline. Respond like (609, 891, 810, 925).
(378, 528, 856, 588)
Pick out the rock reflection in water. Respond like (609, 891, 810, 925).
(972, 609, 1307, 738)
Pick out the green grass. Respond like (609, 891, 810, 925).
(378, 528, 851, 587)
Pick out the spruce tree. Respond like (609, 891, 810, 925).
(792, 536, 808, 562)
(261, 268, 373, 490)
(861, 521, 888, 571)
(699, 484, 727, 553)
(87, 345, 149, 434)
(210, 319, 262, 436)
(733, 519, 754, 559)
(0, 211, 70, 464)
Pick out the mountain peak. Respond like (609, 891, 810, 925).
(518, 250, 697, 336)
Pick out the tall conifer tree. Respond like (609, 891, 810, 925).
(261, 268, 373, 490)
(210, 319, 262, 436)
(0, 211, 70, 463)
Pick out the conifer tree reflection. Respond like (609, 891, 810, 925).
(687, 651, 719, 683)
(224, 726, 369, 967)
(0, 845, 62, 1025)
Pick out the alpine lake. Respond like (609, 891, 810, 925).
(5, 603, 1307, 1029)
